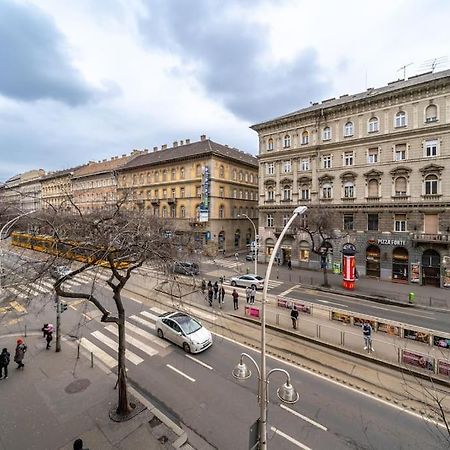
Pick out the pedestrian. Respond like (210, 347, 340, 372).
(207, 280, 212, 290)
(250, 285, 256, 304)
(219, 285, 225, 308)
(232, 289, 239, 310)
(362, 320, 374, 352)
(245, 286, 251, 304)
(14, 339, 27, 369)
(213, 281, 219, 300)
(0, 348, 10, 380)
(287, 258, 292, 270)
(208, 286, 213, 306)
(46, 331, 53, 350)
(42, 323, 49, 337)
(201, 279, 206, 294)
(42, 323, 54, 338)
(290, 305, 299, 330)
(73, 438, 89, 450)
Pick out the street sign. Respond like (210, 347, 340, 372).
(249, 419, 260, 450)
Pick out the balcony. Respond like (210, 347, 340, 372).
(366, 196, 380, 203)
(167, 197, 177, 204)
(150, 199, 160, 205)
(189, 217, 206, 227)
(411, 233, 450, 244)
(274, 226, 297, 236)
(280, 198, 293, 203)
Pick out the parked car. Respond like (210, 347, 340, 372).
(245, 253, 256, 261)
(230, 274, 265, 290)
(50, 265, 71, 280)
(155, 312, 212, 353)
(173, 262, 199, 276)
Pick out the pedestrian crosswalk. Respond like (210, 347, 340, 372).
(205, 258, 241, 270)
(222, 279, 283, 291)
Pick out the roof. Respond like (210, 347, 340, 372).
(121, 138, 258, 170)
(251, 69, 450, 130)
(72, 153, 137, 179)
(41, 165, 84, 182)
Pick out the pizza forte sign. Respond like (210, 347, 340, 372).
(376, 239, 406, 246)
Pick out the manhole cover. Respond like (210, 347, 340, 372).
(65, 378, 91, 394)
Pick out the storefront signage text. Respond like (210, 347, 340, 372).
(377, 239, 406, 246)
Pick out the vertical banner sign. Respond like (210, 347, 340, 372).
(342, 243, 356, 290)
(199, 166, 209, 222)
(410, 263, 420, 283)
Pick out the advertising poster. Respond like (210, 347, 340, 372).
(353, 317, 376, 329)
(277, 298, 289, 308)
(377, 322, 401, 336)
(244, 306, 260, 318)
(402, 350, 434, 372)
(433, 335, 450, 349)
(292, 301, 311, 315)
(404, 329, 430, 344)
(276, 298, 311, 314)
(331, 311, 351, 324)
(410, 263, 420, 283)
(438, 360, 450, 377)
(443, 267, 450, 288)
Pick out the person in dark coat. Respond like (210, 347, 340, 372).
(46, 331, 53, 350)
(213, 281, 219, 300)
(201, 279, 206, 294)
(287, 258, 292, 270)
(207, 286, 213, 306)
(232, 289, 239, 310)
(14, 339, 27, 369)
(0, 348, 10, 379)
(219, 285, 225, 308)
(73, 438, 89, 450)
(290, 305, 299, 330)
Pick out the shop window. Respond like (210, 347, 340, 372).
(299, 241, 310, 261)
(392, 247, 409, 281)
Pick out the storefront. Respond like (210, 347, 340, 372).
(392, 247, 409, 282)
(366, 245, 380, 277)
(422, 249, 441, 287)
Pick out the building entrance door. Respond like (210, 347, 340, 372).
(366, 245, 380, 277)
(422, 249, 440, 286)
(392, 247, 408, 282)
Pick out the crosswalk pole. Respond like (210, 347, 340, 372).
(56, 294, 61, 352)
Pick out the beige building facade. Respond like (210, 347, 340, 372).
(41, 166, 81, 210)
(19, 169, 45, 212)
(118, 136, 258, 253)
(252, 69, 450, 287)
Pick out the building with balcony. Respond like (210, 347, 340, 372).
(252, 69, 450, 287)
(19, 169, 46, 212)
(117, 135, 258, 253)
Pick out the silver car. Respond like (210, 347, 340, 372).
(155, 312, 212, 353)
(230, 274, 265, 290)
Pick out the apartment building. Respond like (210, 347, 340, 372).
(41, 166, 82, 210)
(117, 135, 258, 253)
(252, 69, 450, 287)
(19, 169, 46, 212)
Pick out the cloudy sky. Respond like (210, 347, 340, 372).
(1, 0, 449, 181)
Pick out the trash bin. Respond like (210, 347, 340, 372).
(408, 292, 415, 304)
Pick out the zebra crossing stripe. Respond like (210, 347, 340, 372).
(74, 274, 93, 283)
(129, 314, 156, 330)
(104, 325, 159, 356)
(79, 337, 116, 368)
(8, 287, 27, 299)
(30, 283, 51, 294)
(141, 310, 161, 321)
(189, 309, 218, 322)
(62, 279, 83, 288)
(10, 301, 26, 313)
(40, 280, 55, 289)
(91, 331, 144, 365)
(150, 306, 166, 315)
(125, 321, 170, 348)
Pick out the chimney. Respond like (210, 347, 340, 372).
(200, 134, 206, 141)
(173, 141, 178, 147)
(122, 154, 126, 157)
(153, 146, 158, 152)
(144, 148, 149, 153)
(180, 140, 184, 145)
(103, 159, 107, 162)
(186, 139, 190, 144)
(162, 144, 167, 150)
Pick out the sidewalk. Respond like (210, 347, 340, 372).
(0, 334, 191, 450)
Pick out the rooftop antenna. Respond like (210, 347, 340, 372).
(397, 63, 413, 80)
(417, 56, 448, 74)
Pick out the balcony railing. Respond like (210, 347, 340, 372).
(366, 196, 380, 203)
(275, 227, 297, 235)
(411, 233, 450, 243)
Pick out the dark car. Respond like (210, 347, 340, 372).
(173, 262, 200, 276)
(245, 253, 256, 261)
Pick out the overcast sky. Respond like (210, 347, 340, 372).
(1, 0, 449, 181)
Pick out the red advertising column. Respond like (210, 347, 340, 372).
(342, 243, 357, 290)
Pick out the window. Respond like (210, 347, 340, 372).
(394, 177, 407, 196)
(162, 189, 167, 199)
(344, 121, 353, 137)
(368, 148, 378, 164)
(343, 214, 354, 230)
(239, 171, 243, 182)
(301, 131, 309, 145)
(171, 188, 176, 198)
(395, 144, 406, 161)
(283, 214, 290, 226)
(162, 206, 167, 218)
(219, 205, 225, 219)
(299, 242, 310, 262)
(425, 140, 438, 157)
(322, 155, 332, 169)
(170, 206, 176, 218)
(344, 151, 354, 166)
(267, 138, 274, 151)
(219, 186, 224, 198)
(250, 174, 254, 183)
(394, 214, 407, 232)
(233, 170, 237, 181)
(180, 167, 185, 179)
(219, 165, 225, 177)
(343, 181, 354, 198)
(322, 127, 331, 141)
(283, 135, 291, 148)
(283, 160, 292, 173)
(154, 171, 159, 182)
(322, 183, 332, 199)
(267, 214, 274, 227)
(267, 186, 274, 201)
(233, 189, 237, 199)
(245, 191, 249, 200)
(196, 186, 201, 197)
(196, 165, 202, 177)
(425, 104, 438, 123)
(267, 162, 275, 175)
(171, 169, 176, 180)
(162, 170, 167, 181)
(368, 117, 379, 133)
(180, 187, 185, 198)
(300, 158, 310, 171)
(425, 174, 438, 195)
(146, 172, 151, 183)
(301, 186, 310, 200)
(395, 111, 407, 128)
(180, 206, 186, 218)
(283, 185, 291, 201)
(240, 190, 243, 199)
(368, 179, 379, 198)
(154, 189, 159, 199)
(368, 213, 378, 231)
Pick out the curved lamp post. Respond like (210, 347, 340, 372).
(238, 213, 258, 275)
(233, 206, 307, 449)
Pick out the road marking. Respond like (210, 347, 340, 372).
(69, 304, 77, 311)
(317, 299, 348, 308)
(279, 285, 302, 296)
(166, 364, 196, 382)
(189, 309, 218, 322)
(141, 310, 160, 322)
(129, 314, 156, 330)
(125, 321, 170, 348)
(185, 354, 213, 370)
(127, 296, 143, 304)
(150, 306, 166, 315)
(280, 404, 327, 431)
(75, 274, 92, 283)
(270, 426, 311, 449)
(82, 313, 93, 320)
(30, 283, 50, 294)
(105, 325, 158, 356)
(40, 280, 55, 289)
(91, 331, 144, 365)
(79, 337, 116, 368)
(9, 301, 26, 313)
(8, 287, 27, 299)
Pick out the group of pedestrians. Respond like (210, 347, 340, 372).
(245, 286, 256, 305)
(0, 339, 28, 380)
(202, 280, 225, 308)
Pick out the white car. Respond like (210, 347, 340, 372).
(155, 312, 212, 353)
(230, 274, 265, 290)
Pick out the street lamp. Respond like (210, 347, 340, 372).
(238, 213, 258, 275)
(0, 210, 36, 289)
(233, 206, 307, 449)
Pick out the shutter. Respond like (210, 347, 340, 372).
(368, 180, 378, 197)
(395, 177, 407, 192)
(424, 214, 438, 234)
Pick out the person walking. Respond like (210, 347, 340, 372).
(219, 285, 225, 309)
(362, 320, 374, 352)
(290, 305, 299, 330)
(46, 331, 53, 350)
(250, 285, 256, 305)
(232, 289, 239, 310)
(207, 285, 213, 306)
(201, 279, 206, 294)
(0, 348, 10, 380)
(73, 438, 89, 450)
(287, 258, 292, 270)
(14, 339, 27, 369)
(42, 323, 54, 338)
(245, 286, 251, 304)
(213, 281, 219, 300)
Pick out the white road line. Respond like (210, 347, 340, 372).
(40, 280, 55, 289)
(141, 310, 160, 322)
(166, 364, 196, 382)
(127, 296, 142, 304)
(62, 279, 82, 288)
(270, 427, 311, 450)
(280, 404, 328, 431)
(185, 354, 214, 370)
(8, 288, 27, 298)
(91, 331, 144, 365)
(150, 306, 166, 315)
(125, 321, 170, 348)
(104, 325, 158, 356)
(317, 299, 348, 308)
(279, 285, 301, 296)
(31, 283, 51, 293)
(189, 309, 218, 322)
(129, 314, 156, 330)
(74, 274, 92, 283)
(79, 337, 116, 368)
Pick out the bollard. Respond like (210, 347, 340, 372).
(408, 292, 415, 304)
(24, 325, 27, 337)
(90, 351, 94, 368)
(77, 343, 80, 359)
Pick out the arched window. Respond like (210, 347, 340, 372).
(245, 191, 249, 200)
(245, 172, 249, 182)
(368, 179, 379, 198)
(219, 165, 225, 177)
(283, 185, 291, 201)
(425, 104, 438, 122)
(267, 138, 274, 151)
(322, 183, 332, 199)
(171, 169, 176, 180)
(196, 164, 202, 177)
(219, 205, 225, 219)
(368, 117, 379, 133)
(267, 186, 274, 201)
(180, 206, 186, 218)
(394, 177, 407, 196)
(322, 127, 331, 141)
(301, 131, 309, 145)
(162, 170, 168, 181)
(239, 190, 243, 199)
(154, 171, 159, 182)
(180, 167, 185, 179)
(344, 121, 353, 137)
(395, 111, 407, 128)
(239, 171, 243, 181)
(250, 174, 254, 183)
(133, 174, 137, 185)
(344, 181, 354, 198)
(146, 172, 151, 183)
(283, 135, 291, 148)
(425, 174, 438, 195)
